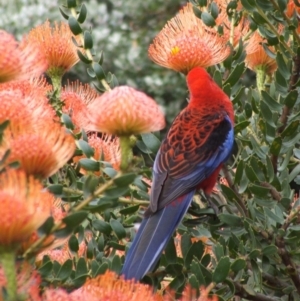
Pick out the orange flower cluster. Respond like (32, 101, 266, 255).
(148, 3, 231, 73)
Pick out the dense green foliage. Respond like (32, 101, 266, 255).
(3, 0, 300, 300)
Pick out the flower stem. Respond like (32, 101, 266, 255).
(256, 65, 267, 93)
(0, 248, 17, 301)
(119, 136, 134, 171)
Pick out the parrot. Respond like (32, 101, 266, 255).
(121, 67, 235, 281)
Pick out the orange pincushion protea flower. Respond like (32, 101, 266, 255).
(1, 124, 75, 178)
(71, 271, 163, 301)
(0, 30, 47, 83)
(61, 81, 99, 131)
(0, 169, 52, 247)
(85, 86, 165, 136)
(148, 3, 230, 73)
(23, 21, 80, 76)
(245, 31, 277, 75)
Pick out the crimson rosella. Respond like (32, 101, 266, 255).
(121, 67, 235, 280)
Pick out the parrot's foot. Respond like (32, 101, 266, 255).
(204, 193, 219, 215)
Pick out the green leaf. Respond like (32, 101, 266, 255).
(67, 0, 77, 8)
(108, 241, 126, 251)
(188, 274, 199, 291)
(252, 11, 266, 24)
(114, 173, 136, 187)
(224, 63, 245, 87)
(240, 0, 256, 11)
(61, 113, 74, 130)
(165, 238, 177, 265)
(210, 2, 219, 19)
(77, 50, 92, 64)
(68, 16, 82, 35)
(63, 211, 88, 228)
(219, 214, 242, 226)
(93, 63, 106, 81)
(234, 160, 244, 185)
(266, 156, 275, 182)
(77, 4, 87, 23)
(248, 184, 270, 197)
(262, 245, 277, 256)
(83, 175, 99, 195)
(191, 260, 206, 285)
(278, 0, 288, 11)
(281, 120, 300, 138)
(231, 258, 246, 273)
(79, 158, 100, 172)
(270, 137, 282, 156)
(104, 186, 129, 198)
(59, 7, 69, 20)
(77, 139, 94, 158)
(92, 219, 112, 235)
(141, 133, 161, 153)
(234, 121, 250, 134)
(201, 11, 216, 27)
(276, 52, 290, 78)
(68, 235, 79, 252)
(39, 257, 53, 277)
(38, 216, 54, 236)
(289, 164, 300, 183)
(214, 243, 224, 261)
(261, 91, 282, 112)
(192, 5, 202, 18)
(57, 259, 73, 281)
(213, 69, 222, 88)
(168, 273, 185, 293)
(111, 255, 122, 274)
(260, 101, 275, 127)
(102, 167, 118, 178)
(110, 219, 126, 240)
(275, 69, 288, 88)
(97, 262, 109, 275)
(285, 90, 298, 109)
(245, 164, 260, 182)
(212, 257, 230, 283)
(256, 0, 273, 10)
(185, 241, 205, 268)
(75, 258, 88, 278)
(181, 233, 192, 259)
(119, 204, 140, 215)
(47, 184, 63, 195)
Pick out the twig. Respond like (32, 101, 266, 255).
(234, 282, 278, 301)
(260, 182, 282, 201)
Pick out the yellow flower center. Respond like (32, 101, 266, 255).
(170, 46, 180, 55)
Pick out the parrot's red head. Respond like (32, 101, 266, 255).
(186, 67, 215, 99)
(186, 67, 234, 122)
